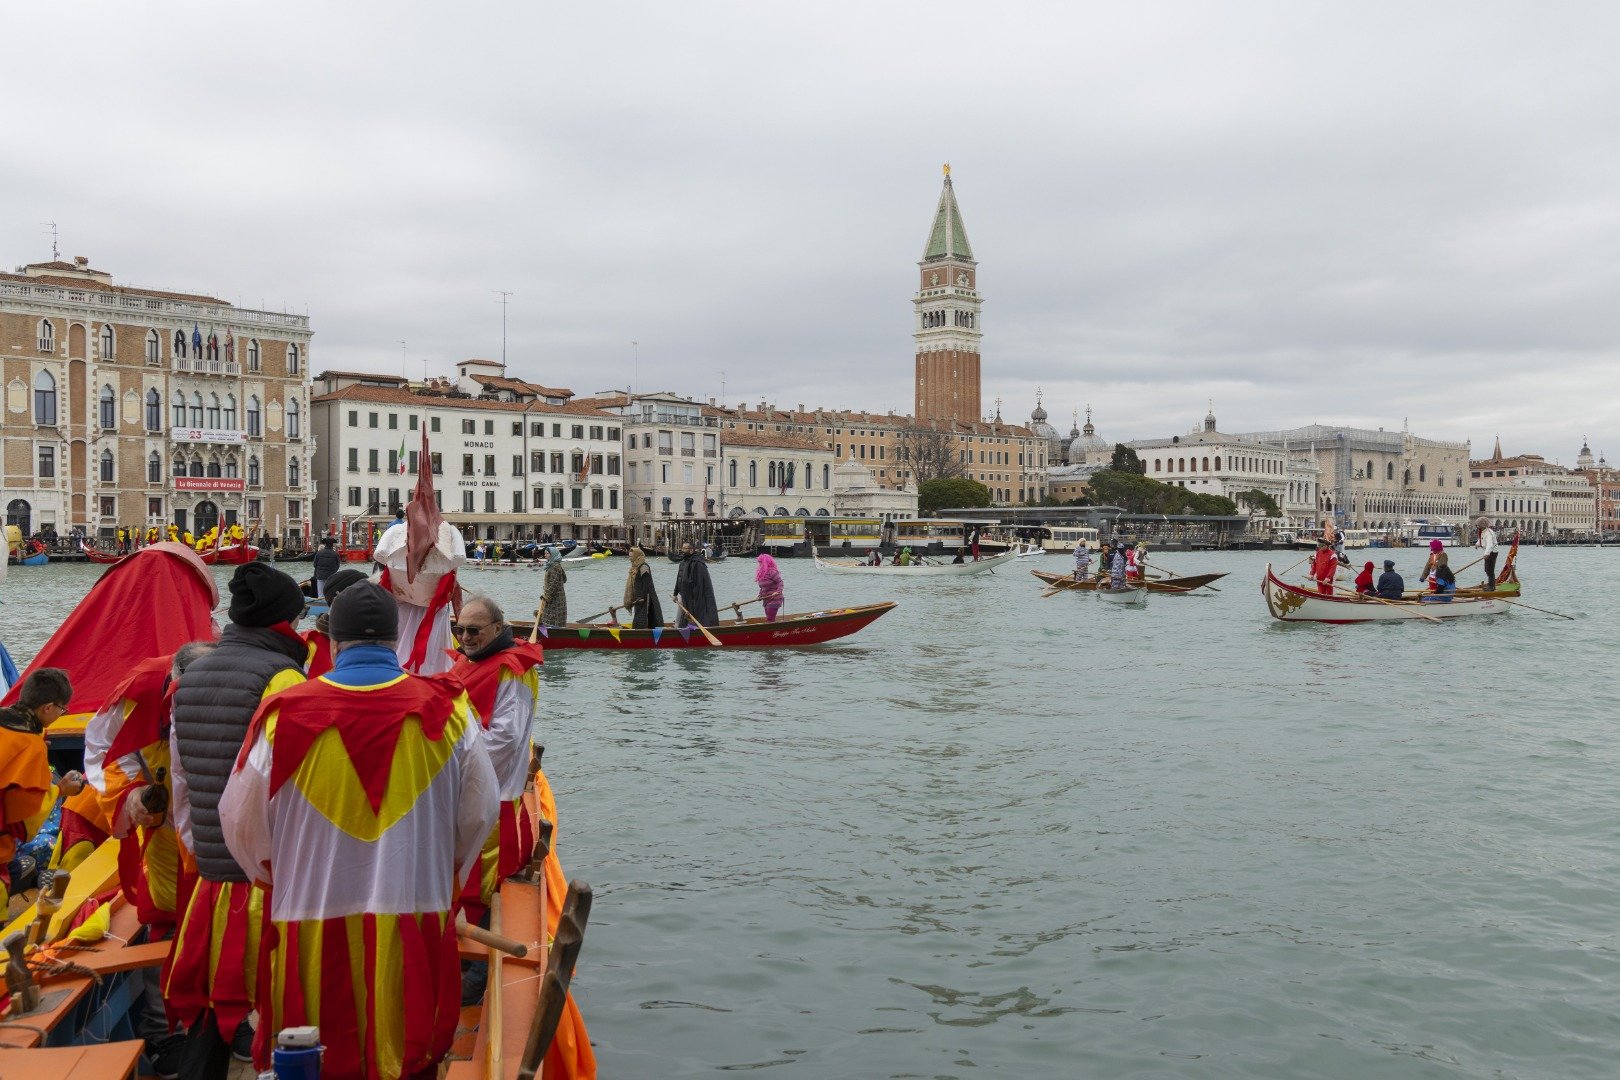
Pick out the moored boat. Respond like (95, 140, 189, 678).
(1262, 563, 1509, 622)
(813, 548, 1016, 576)
(197, 541, 259, 565)
(1031, 568, 1227, 594)
(514, 602, 896, 649)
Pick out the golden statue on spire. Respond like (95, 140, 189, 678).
(943, 162, 951, 177)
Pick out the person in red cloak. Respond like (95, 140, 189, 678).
(1310, 538, 1339, 596)
(1354, 560, 1376, 595)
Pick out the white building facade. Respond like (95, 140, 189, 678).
(1129, 409, 1312, 522)
(720, 430, 836, 518)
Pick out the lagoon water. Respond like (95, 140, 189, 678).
(4, 548, 1619, 1078)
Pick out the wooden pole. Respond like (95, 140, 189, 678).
(674, 599, 723, 646)
(456, 911, 529, 958)
(1490, 595, 1575, 620)
(1326, 581, 1442, 623)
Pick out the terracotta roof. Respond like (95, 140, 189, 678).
(0, 269, 230, 306)
(470, 374, 575, 399)
(314, 370, 409, 385)
(310, 383, 620, 418)
(571, 392, 630, 410)
(1470, 452, 1567, 473)
(705, 404, 1035, 438)
(720, 429, 833, 452)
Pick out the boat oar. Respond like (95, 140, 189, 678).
(1327, 582, 1442, 623)
(726, 597, 765, 620)
(1148, 566, 1221, 592)
(1040, 576, 1088, 598)
(1489, 595, 1575, 620)
(674, 599, 723, 646)
(571, 605, 620, 625)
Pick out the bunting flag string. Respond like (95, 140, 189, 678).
(650, 627, 663, 645)
(535, 625, 548, 639)
(577, 627, 591, 640)
(606, 627, 621, 642)
(677, 626, 692, 642)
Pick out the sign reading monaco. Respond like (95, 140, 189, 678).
(175, 477, 246, 492)
(171, 427, 246, 444)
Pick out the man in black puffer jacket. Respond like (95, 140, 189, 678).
(165, 563, 308, 1079)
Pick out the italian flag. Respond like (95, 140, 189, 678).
(397, 435, 408, 475)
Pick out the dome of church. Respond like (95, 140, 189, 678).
(1072, 406, 1110, 454)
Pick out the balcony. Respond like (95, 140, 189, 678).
(680, 448, 695, 457)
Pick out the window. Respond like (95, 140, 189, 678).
(389, 413, 398, 430)
(661, 496, 672, 514)
(348, 486, 362, 507)
(99, 384, 116, 429)
(347, 448, 359, 471)
(702, 433, 717, 454)
(430, 416, 440, 432)
(247, 396, 262, 436)
(462, 491, 475, 513)
(409, 415, 418, 430)
(248, 455, 261, 486)
(287, 343, 301, 375)
(462, 419, 475, 434)
(609, 489, 619, 510)
(224, 456, 238, 478)
(550, 452, 564, 473)
(408, 451, 418, 474)
(590, 425, 603, 440)
(1419, 464, 1426, 483)
(484, 420, 493, 435)
(366, 488, 382, 512)
(592, 489, 604, 510)
(513, 454, 525, 476)
(369, 449, 380, 472)
(288, 499, 301, 521)
(287, 399, 301, 439)
(512, 491, 525, 513)
(531, 452, 545, 473)
(247, 339, 261, 371)
(533, 486, 544, 507)
(187, 392, 203, 427)
(484, 490, 496, 513)
(206, 456, 221, 478)
(628, 462, 637, 482)
(100, 323, 114, 359)
(387, 450, 399, 474)
(683, 497, 694, 513)
(431, 453, 442, 475)
(206, 394, 221, 429)
(607, 427, 620, 441)
(38, 320, 55, 353)
(530, 423, 544, 437)
(552, 424, 561, 438)
(462, 454, 474, 476)
(146, 330, 161, 364)
(607, 454, 620, 475)
(387, 488, 400, 510)
(172, 455, 184, 480)
(37, 445, 55, 478)
(224, 395, 237, 429)
(572, 425, 585, 439)
(145, 389, 162, 431)
(147, 452, 162, 484)
(368, 412, 379, 428)
(551, 488, 565, 509)
(823, 463, 830, 489)
(729, 460, 738, 486)
(289, 457, 301, 488)
(484, 455, 495, 475)
(749, 461, 757, 487)
(33, 370, 57, 424)
(99, 448, 115, 483)
(247, 498, 261, 520)
(1387, 462, 1394, 480)
(173, 330, 187, 359)
(628, 434, 637, 450)
(513, 422, 523, 436)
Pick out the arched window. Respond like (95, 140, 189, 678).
(99, 384, 116, 429)
(1419, 464, 1426, 483)
(206, 394, 221, 429)
(146, 330, 161, 364)
(148, 452, 162, 484)
(728, 460, 737, 486)
(1404, 469, 1411, 486)
(1387, 462, 1394, 480)
(823, 463, 830, 488)
(33, 369, 57, 424)
(1154, 459, 1161, 471)
(99, 448, 115, 483)
(172, 455, 185, 480)
(189, 392, 204, 427)
(786, 462, 796, 488)
(173, 330, 187, 359)
(1202, 457, 1210, 472)
(1213, 457, 1221, 471)
(145, 389, 162, 432)
(289, 457, 301, 488)
(287, 398, 301, 439)
(1177, 457, 1186, 472)
(247, 339, 261, 371)
(99, 323, 115, 359)
(205, 334, 219, 363)
(206, 455, 221, 479)
(224, 455, 238, 479)
(287, 344, 301, 375)
(768, 462, 777, 488)
(38, 319, 55, 353)
(248, 455, 261, 486)
(247, 396, 261, 437)
(189, 457, 204, 477)
(224, 394, 237, 430)
(1366, 460, 1374, 480)
(172, 391, 186, 427)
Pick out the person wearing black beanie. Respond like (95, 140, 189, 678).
(303, 568, 376, 679)
(328, 580, 400, 645)
(227, 563, 306, 628)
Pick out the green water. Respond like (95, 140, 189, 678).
(3, 550, 1617, 1078)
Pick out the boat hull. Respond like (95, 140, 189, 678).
(1262, 564, 1508, 622)
(1031, 568, 1227, 593)
(513, 602, 896, 649)
(814, 549, 1017, 576)
(1096, 585, 1148, 604)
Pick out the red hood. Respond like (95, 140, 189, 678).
(1, 543, 220, 714)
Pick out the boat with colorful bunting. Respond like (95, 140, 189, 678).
(515, 602, 896, 649)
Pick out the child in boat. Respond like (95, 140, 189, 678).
(1354, 560, 1376, 595)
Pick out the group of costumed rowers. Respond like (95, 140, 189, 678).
(1306, 518, 1507, 600)
(0, 497, 595, 1079)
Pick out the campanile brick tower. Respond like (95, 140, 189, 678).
(913, 165, 983, 424)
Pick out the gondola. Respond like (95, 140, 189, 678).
(813, 548, 1016, 576)
(1261, 563, 1509, 623)
(1031, 568, 1226, 593)
(79, 541, 124, 564)
(514, 602, 896, 650)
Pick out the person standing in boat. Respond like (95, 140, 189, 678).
(968, 527, 981, 561)
(1375, 559, 1405, 599)
(448, 594, 541, 931)
(1073, 541, 1092, 581)
(754, 553, 785, 621)
(221, 581, 499, 1079)
(1354, 560, 1376, 595)
(312, 535, 341, 597)
(1310, 537, 1339, 595)
(622, 546, 664, 627)
(540, 546, 569, 627)
(1476, 517, 1499, 589)
(166, 564, 308, 1076)
(1108, 544, 1128, 589)
(674, 540, 720, 626)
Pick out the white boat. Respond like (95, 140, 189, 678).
(1096, 583, 1148, 605)
(812, 548, 1017, 576)
(1262, 564, 1508, 622)
(1013, 544, 1045, 558)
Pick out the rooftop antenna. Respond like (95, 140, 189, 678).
(630, 340, 639, 395)
(401, 341, 408, 382)
(494, 290, 513, 369)
(43, 221, 58, 261)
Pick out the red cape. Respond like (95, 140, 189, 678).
(1, 543, 219, 715)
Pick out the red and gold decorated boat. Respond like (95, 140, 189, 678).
(514, 602, 896, 650)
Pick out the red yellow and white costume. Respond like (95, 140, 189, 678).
(374, 521, 465, 676)
(222, 657, 499, 1080)
(449, 640, 543, 917)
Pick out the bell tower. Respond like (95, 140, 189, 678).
(913, 165, 982, 424)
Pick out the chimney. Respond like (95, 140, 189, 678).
(708, 397, 715, 407)
(74, 255, 89, 267)
(798, 403, 804, 412)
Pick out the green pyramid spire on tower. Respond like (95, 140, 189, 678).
(923, 164, 974, 262)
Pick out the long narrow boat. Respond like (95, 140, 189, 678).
(1032, 568, 1227, 594)
(514, 602, 896, 649)
(79, 541, 124, 564)
(1096, 583, 1148, 605)
(1262, 563, 1509, 623)
(11, 550, 49, 566)
(813, 548, 1016, 576)
(198, 541, 258, 565)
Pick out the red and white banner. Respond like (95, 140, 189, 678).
(175, 477, 246, 492)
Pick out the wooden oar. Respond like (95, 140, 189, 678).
(456, 911, 529, 958)
(1489, 595, 1574, 620)
(572, 605, 619, 625)
(1147, 566, 1221, 593)
(1041, 576, 1088, 598)
(1326, 582, 1442, 623)
(674, 599, 722, 646)
(726, 597, 765, 620)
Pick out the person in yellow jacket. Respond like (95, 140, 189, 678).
(0, 670, 69, 912)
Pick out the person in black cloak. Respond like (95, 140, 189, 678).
(672, 540, 720, 627)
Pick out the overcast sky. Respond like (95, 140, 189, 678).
(8, 3, 1619, 463)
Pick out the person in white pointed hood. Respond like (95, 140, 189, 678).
(373, 515, 466, 676)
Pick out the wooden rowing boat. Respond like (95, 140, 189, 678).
(1031, 568, 1227, 593)
(513, 602, 896, 649)
(813, 548, 1016, 576)
(1262, 563, 1509, 623)
(1096, 583, 1148, 605)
